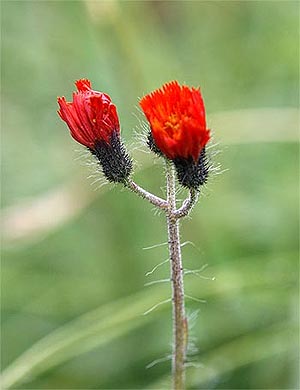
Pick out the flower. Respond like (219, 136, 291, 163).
(140, 81, 211, 189)
(57, 78, 120, 148)
(139, 80, 210, 162)
(57, 79, 132, 183)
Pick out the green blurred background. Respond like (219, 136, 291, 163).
(1, 1, 299, 389)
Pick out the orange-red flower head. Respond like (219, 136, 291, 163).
(58, 79, 120, 148)
(140, 81, 210, 162)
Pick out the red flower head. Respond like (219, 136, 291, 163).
(140, 81, 210, 162)
(57, 79, 120, 148)
(57, 79, 132, 183)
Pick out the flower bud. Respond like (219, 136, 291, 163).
(58, 79, 132, 183)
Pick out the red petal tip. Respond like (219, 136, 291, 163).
(75, 79, 92, 92)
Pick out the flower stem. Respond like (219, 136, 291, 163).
(125, 162, 199, 389)
(175, 188, 199, 219)
(125, 178, 168, 209)
(166, 161, 186, 390)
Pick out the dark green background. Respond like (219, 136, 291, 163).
(1, 1, 299, 389)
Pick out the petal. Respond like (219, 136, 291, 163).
(57, 97, 92, 147)
(75, 79, 92, 92)
(140, 81, 209, 161)
(73, 92, 96, 142)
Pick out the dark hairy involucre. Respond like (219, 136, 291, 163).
(147, 131, 209, 189)
(90, 131, 133, 183)
(147, 132, 164, 157)
(174, 148, 210, 189)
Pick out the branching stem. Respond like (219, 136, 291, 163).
(125, 163, 199, 390)
(175, 188, 199, 219)
(125, 178, 168, 209)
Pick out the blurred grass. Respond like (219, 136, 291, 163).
(1, 1, 299, 389)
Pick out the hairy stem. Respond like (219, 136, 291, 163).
(126, 162, 199, 389)
(125, 178, 168, 209)
(175, 189, 199, 219)
(166, 161, 186, 390)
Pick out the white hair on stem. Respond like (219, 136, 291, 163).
(185, 294, 206, 304)
(146, 354, 172, 369)
(142, 242, 168, 250)
(144, 278, 170, 287)
(145, 258, 169, 277)
(143, 298, 171, 316)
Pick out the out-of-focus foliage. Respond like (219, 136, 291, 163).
(1, 1, 298, 389)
